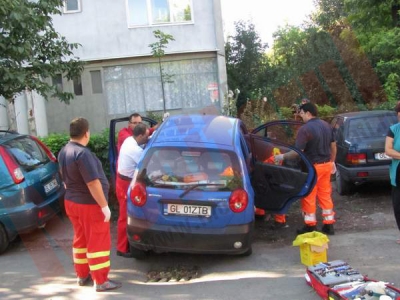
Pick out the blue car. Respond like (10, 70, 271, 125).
(109, 115, 316, 258)
(0, 131, 65, 254)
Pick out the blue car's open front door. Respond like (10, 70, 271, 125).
(249, 120, 317, 214)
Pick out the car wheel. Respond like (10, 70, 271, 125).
(335, 168, 353, 195)
(0, 224, 9, 255)
(240, 246, 253, 257)
(130, 245, 148, 260)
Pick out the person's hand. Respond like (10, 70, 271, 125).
(331, 163, 337, 174)
(163, 112, 170, 121)
(274, 154, 284, 164)
(101, 205, 111, 222)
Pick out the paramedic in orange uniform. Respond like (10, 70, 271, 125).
(58, 117, 121, 292)
(275, 103, 336, 235)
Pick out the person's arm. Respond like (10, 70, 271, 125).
(86, 179, 111, 222)
(385, 136, 400, 159)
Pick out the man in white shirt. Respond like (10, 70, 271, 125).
(115, 123, 149, 257)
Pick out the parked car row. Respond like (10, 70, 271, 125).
(0, 108, 394, 256)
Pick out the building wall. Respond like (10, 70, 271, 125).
(47, 0, 227, 134)
(51, 0, 221, 61)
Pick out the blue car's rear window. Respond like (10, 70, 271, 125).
(3, 137, 49, 171)
(139, 147, 243, 191)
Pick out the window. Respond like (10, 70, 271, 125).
(90, 71, 103, 94)
(63, 0, 81, 13)
(73, 76, 83, 96)
(127, 0, 192, 27)
(52, 74, 63, 92)
(104, 58, 218, 114)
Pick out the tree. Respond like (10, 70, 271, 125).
(225, 20, 267, 111)
(148, 30, 175, 113)
(0, 0, 84, 103)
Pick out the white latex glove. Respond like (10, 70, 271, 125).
(163, 112, 170, 121)
(331, 163, 337, 174)
(274, 154, 284, 163)
(101, 205, 111, 222)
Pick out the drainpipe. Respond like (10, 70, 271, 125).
(0, 96, 9, 130)
(14, 92, 29, 134)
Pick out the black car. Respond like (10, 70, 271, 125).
(331, 110, 397, 195)
(0, 130, 65, 253)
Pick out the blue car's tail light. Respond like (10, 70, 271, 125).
(0, 146, 25, 184)
(229, 188, 248, 213)
(130, 181, 147, 207)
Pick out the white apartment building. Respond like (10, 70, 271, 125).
(40, 0, 227, 134)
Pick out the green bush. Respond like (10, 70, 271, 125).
(39, 129, 111, 178)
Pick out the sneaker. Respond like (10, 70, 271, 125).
(77, 274, 93, 286)
(116, 250, 133, 258)
(270, 221, 289, 230)
(95, 280, 122, 292)
(321, 224, 335, 235)
(296, 225, 317, 234)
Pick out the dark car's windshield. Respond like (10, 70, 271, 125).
(138, 147, 243, 191)
(347, 114, 397, 139)
(4, 137, 49, 170)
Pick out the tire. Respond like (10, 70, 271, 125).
(129, 245, 148, 260)
(0, 224, 10, 255)
(335, 168, 353, 195)
(240, 246, 253, 257)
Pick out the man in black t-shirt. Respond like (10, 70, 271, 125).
(58, 117, 121, 292)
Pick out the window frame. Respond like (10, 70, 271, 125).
(126, 0, 194, 28)
(63, 0, 82, 14)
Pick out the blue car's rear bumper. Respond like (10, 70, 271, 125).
(127, 216, 253, 255)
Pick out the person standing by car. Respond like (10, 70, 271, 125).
(385, 101, 400, 244)
(115, 123, 149, 257)
(275, 102, 336, 235)
(117, 113, 160, 153)
(58, 117, 121, 292)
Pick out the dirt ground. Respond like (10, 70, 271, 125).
(254, 180, 396, 245)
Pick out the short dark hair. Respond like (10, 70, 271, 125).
(299, 102, 318, 117)
(70, 117, 89, 138)
(133, 123, 147, 137)
(129, 113, 141, 122)
(395, 101, 400, 113)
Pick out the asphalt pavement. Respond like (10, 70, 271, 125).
(1, 214, 400, 300)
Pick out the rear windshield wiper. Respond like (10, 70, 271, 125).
(179, 183, 224, 198)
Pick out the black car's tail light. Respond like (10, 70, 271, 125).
(31, 136, 57, 162)
(0, 146, 25, 184)
(229, 188, 248, 213)
(346, 153, 367, 164)
(130, 182, 147, 207)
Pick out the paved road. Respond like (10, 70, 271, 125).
(1, 213, 399, 300)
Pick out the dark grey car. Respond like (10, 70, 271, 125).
(331, 110, 397, 195)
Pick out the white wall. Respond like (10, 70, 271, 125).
(51, 0, 220, 61)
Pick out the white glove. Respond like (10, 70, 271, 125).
(163, 112, 170, 121)
(101, 205, 111, 222)
(274, 154, 284, 163)
(331, 163, 337, 174)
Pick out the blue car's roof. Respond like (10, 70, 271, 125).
(153, 114, 238, 146)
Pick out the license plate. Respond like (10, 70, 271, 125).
(44, 179, 59, 194)
(165, 204, 211, 217)
(374, 152, 391, 160)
